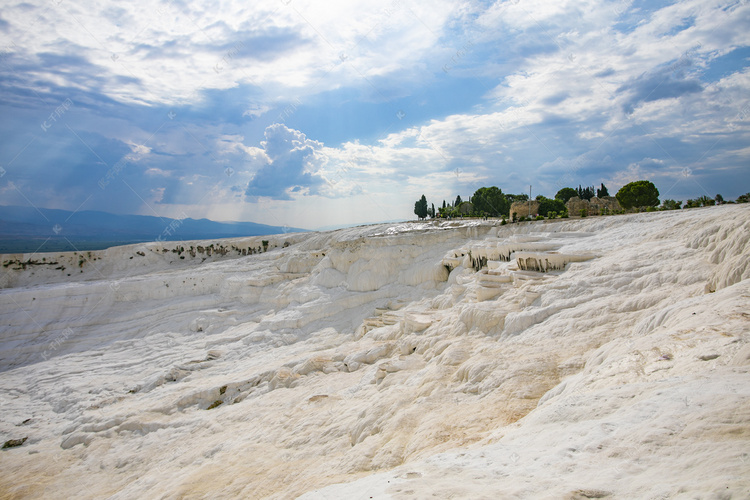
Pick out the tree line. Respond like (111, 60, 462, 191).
(415, 183, 613, 219)
(414, 181, 748, 220)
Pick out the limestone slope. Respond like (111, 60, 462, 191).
(0, 205, 748, 499)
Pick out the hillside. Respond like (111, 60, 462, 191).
(0, 205, 749, 499)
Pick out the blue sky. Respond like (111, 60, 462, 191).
(0, 0, 748, 230)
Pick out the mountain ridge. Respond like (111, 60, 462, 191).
(0, 204, 308, 253)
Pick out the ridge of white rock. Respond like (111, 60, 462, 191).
(0, 205, 749, 499)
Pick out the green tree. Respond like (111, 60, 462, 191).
(661, 199, 682, 210)
(535, 195, 566, 216)
(616, 180, 660, 209)
(414, 195, 428, 220)
(506, 193, 529, 204)
(696, 195, 715, 206)
(471, 186, 509, 217)
(737, 193, 750, 203)
(577, 185, 596, 201)
(431, 203, 436, 218)
(455, 195, 462, 207)
(597, 183, 609, 198)
(555, 187, 577, 204)
(442, 200, 446, 209)
(714, 194, 724, 205)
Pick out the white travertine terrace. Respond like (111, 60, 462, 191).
(1, 205, 749, 499)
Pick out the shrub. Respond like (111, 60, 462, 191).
(579, 208, 588, 218)
(536, 196, 566, 217)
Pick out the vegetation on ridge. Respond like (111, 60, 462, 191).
(414, 182, 747, 221)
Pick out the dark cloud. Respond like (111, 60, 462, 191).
(594, 68, 616, 78)
(131, 25, 309, 63)
(0, 75, 290, 214)
(541, 92, 569, 106)
(617, 64, 704, 114)
(245, 124, 325, 200)
(218, 26, 309, 62)
(0, 44, 143, 111)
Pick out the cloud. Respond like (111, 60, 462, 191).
(0, 0, 458, 108)
(608, 158, 664, 187)
(0, 0, 748, 229)
(617, 65, 704, 114)
(242, 104, 271, 119)
(245, 124, 326, 200)
(144, 168, 171, 177)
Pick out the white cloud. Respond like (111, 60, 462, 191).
(242, 104, 271, 119)
(2, 0, 458, 107)
(144, 168, 171, 177)
(129, 143, 151, 155)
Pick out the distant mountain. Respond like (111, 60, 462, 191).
(0, 205, 308, 253)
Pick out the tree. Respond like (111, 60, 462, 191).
(535, 195, 566, 217)
(715, 194, 724, 205)
(431, 203, 436, 218)
(506, 193, 529, 204)
(455, 195, 462, 207)
(414, 195, 428, 220)
(661, 199, 682, 210)
(577, 185, 595, 201)
(697, 195, 715, 206)
(737, 193, 750, 203)
(442, 200, 446, 209)
(555, 187, 577, 204)
(616, 180, 660, 209)
(471, 186, 509, 217)
(597, 183, 609, 198)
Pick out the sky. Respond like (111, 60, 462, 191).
(0, 0, 748, 230)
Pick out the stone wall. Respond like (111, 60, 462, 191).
(510, 200, 540, 219)
(591, 196, 622, 212)
(566, 196, 621, 215)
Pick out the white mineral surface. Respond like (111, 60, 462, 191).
(1, 205, 749, 499)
